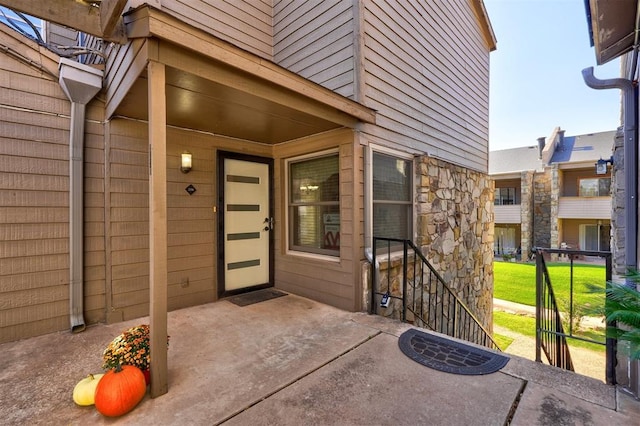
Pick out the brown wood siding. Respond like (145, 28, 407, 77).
(162, 0, 273, 59)
(107, 118, 274, 321)
(274, 0, 356, 98)
(360, 0, 490, 172)
(273, 129, 359, 311)
(0, 29, 71, 342)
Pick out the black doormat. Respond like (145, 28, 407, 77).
(398, 329, 509, 375)
(228, 289, 287, 307)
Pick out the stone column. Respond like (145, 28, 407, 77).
(520, 170, 534, 261)
(611, 127, 626, 275)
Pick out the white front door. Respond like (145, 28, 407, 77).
(221, 155, 272, 294)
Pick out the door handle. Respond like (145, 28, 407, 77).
(263, 217, 274, 231)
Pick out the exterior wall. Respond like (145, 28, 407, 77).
(158, 0, 273, 59)
(550, 164, 560, 250)
(0, 27, 105, 343)
(360, 0, 491, 172)
(273, 129, 362, 311)
(106, 118, 276, 322)
(273, 0, 356, 99)
(611, 128, 625, 274)
(533, 171, 551, 248)
(414, 157, 494, 329)
(44, 22, 78, 49)
(520, 171, 534, 260)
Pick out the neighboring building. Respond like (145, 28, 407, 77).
(0, 0, 496, 365)
(490, 127, 615, 261)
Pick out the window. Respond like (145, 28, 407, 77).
(494, 188, 516, 205)
(288, 153, 340, 256)
(373, 152, 412, 240)
(579, 178, 611, 197)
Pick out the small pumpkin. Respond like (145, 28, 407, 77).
(94, 365, 146, 417)
(72, 373, 104, 406)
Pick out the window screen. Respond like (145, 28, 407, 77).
(289, 154, 340, 255)
(373, 152, 412, 240)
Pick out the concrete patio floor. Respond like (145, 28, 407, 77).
(1, 292, 639, 425)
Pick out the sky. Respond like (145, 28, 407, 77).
(484, 0, 622, 151)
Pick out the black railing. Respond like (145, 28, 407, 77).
(534, 247, 615, 384)
(371, 237, 500, 351)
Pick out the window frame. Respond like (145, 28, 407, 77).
(285, 149, 341, 260)
(367, 146, 415, 252)
(494, 187, 516, 205)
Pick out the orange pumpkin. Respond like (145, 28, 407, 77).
(94, 365, 146, 417)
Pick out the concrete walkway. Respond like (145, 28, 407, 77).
(1, 293, 638, 425)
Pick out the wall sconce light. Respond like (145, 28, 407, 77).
(180, 151, 192, 173)
(595, 156, 613, 175)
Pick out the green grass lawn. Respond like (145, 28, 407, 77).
(493, 261, 606, 311)
(493, 311, 605, 352)
(493, 333, 514, 351)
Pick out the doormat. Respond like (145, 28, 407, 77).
(398, 329, 509, 375)
(228, 289, 287, 307)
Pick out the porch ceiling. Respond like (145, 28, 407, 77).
(109, 6, 375, 144)
(114, 66, 346, 144)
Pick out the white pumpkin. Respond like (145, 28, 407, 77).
(72, 373, 104, 406)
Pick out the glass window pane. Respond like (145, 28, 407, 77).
(579, 179, 598, 197)
(288, 153, 339, 256)
(373, 152, 410, 201)
(290, 156, 339, 203)
(598, 178, 611, 196)
(373, 204, 410, 240)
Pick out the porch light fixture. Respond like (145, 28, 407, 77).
(595, 156, 613, 175)
(180, 151, 192, 173)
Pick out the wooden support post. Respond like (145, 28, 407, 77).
(148, 60, 168, 398)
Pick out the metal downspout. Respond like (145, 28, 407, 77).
(582, 67, 638, 274)
(58, 58, 103, 333)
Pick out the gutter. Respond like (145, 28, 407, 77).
(582, 67, 638, 274)
(58, 58, 103, 333)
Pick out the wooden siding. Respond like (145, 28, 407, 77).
(0, 26, 105, 343)
(107, 118, 275, 321)
(273, 0, 356, 99)
(44, 22, 78, 50)
(273, 129, 360, 311)
(494, 205, 522, 224)
(558, 197, 611, 220)
(360, 0, 491, 172)
(161, 0, 273, 59)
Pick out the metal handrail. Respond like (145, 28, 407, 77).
(371, 237, 501, 351)
(533, 247, 615, 384)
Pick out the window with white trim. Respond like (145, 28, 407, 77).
(288, 152, 340, 256)
(373, 151, 412, 240)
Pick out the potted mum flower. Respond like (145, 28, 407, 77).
(102, 324, 169, 384)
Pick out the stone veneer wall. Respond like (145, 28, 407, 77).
(413, 156, 494, 330)
(533, 171, 551, 248)
(611, 127, 626, 275)
(520, 171, 534, 261)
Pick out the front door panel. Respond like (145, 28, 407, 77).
(221, 156, 272, 294)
